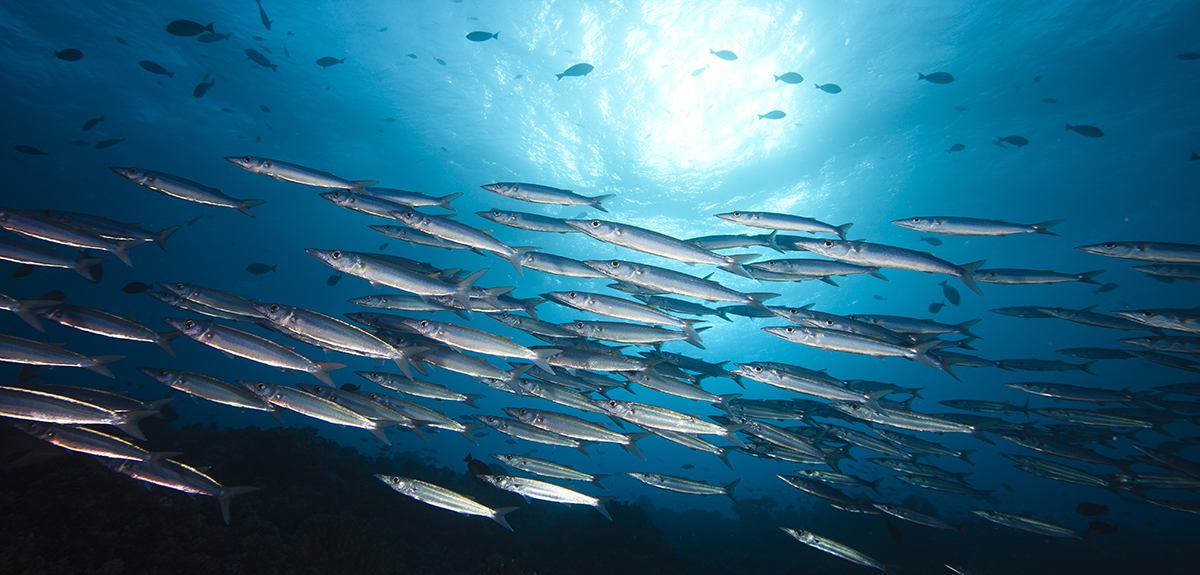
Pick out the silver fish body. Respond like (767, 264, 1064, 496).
(109, 167, 264, 217)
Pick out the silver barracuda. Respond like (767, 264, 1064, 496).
(543, 290, 703, 343)
(792, 470, 883, 495)
(892, 215, 1062, 236)
(620, 370, 739, 407)
(240, 380, 396, 443)
(319, 189, 414, 219)
(1131, 264, 1200, 281)
(105, 458, 258, 524)
(686, 232, 783, 253)
(374, 475, 517, 531)
(518, 251, 608, 278)
(10, 420, 178, 469)
(844, 315, 980, 338)
(973, 268, 1103, 285)
(589, 398, 746, 446)
(559, 319, 701, 349)
(1076, 241, 1200, 263)
(159, 282, 264, 319)
(389, 209, 537, 275)
(480, 182, 614, 212)
(503, 407, 648, 459)
(0, 208, 139, 266)
(476, 208, 578, 233)
(780, 237, 984, 296)
(164, 318, 344, 385)
(109, 167, 264, 217)
(763, 325, 952, 376)
(138, 367, 282, 421)
(566, 218, 758, 279)
(358, 187, 460, 211)
(0, 334, 123, 378)
(832, 399, 980, 435)
(871, 429, 975, 462)
(970, 510, 1082, 539)
(872, 503, 959, 531)
(146, 290, 248, 322)
(627, 472, 740, 501)
(645, 429, 734, 469)
(514, 378, 605, 414)
(224, 155, 378, 188)
(779, 527, 885, 571)
(369, 224, 483, 253)
(253, 302, 426, 378)
(400, 317, 559, 372)
(715, 210, 852, 239)
(356, 371, 484, 408)
(478, 475, 614, 520)
(36, 303, 180, 357)
(749, 258, 888, 281)
(0, 236, 105, 282)
(0, 293, 59, 331)
(489, 454, 609, 489)
(489, 312, 578, 338)
(471, 414, 590, 454)
(37, 210, 179, 251)
(585, 258, 778, 311)
(0, 385, 154, 439)
(733, 363, 867, 403)
(1005, 381, 1142, 404)
(307, 249, 490, 312)
(1112, 308, 1200, 334)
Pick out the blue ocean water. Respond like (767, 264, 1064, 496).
(2, 0, 1199, 573)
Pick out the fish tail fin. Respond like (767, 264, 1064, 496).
(114, 410, 157, 440)
(591, 474, 611, 490)
(715, 393, 741, 412)
(1033, 220, 1064, 235)
(459, 429, 478, 444)
(982, 490, 1000, 505)
(868, 267, 889, 281)
(717, 446, 735, 470)
(678, 319, 706, 346)
(268, 407, 286, 426)
(716, 307, 732, 322)
(1078, 270, 1104, 284)
(956, 260, 986, 296)
(86, 354, 125, 378)
(217, 486, 260, 525)
(72, 257, 107, 282)
(956, 318, 982, 339)
(959, 449, 977, 465)
(530, 348, 560, 374)
(723, 478, 742, 502)
(506, 247, 540, 276)
(594, 497, 616, 521)
(369, 424, 392, 445)
(574, 443, 590, 456)
(589, 194, 616, 212)
(621, 433, 651, 460)
(1064, 122, 1073, 131)
(153, 225, 181, 251)
(437, 192, 463, 211)
(454, 268, 489, 312)
(237, 199, 266, 217)
(492, 507, 519, 532)
(555, 73, 563, 80)
(868, 477, 885, 495)
(722, 424, 748, 448)
(764, 230, 784, 253)
(462, 394, 486, 409)
(721, 254, 758, 279)
(1080, 360, 1097, 376)
(505, 363, 533, 395)
(270, 64, 277, 72)
(111, 240, 138, 267)
(835, 222, 853, 240)
(204, 22, 215, 34)
(819, 276, 839, 286)
(313, 362, 347, 385)
(918, 72, 927, 80)
(747, 292, 781, 313)
(156, 330, 182, 358)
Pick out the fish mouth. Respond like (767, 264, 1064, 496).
(563, 219, 600, 233)
(479, 184, 501, 193)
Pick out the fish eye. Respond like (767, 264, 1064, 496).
(823, 240, 834, 247)
(519, 409, 527, 415)
(362, 296, 372, 302)
(1104, 243, 1115, 249)
(824, 319, 835, 326)
(404, 211, 414, 218)
(158, 369, 168, 376)
(785, 327, 795, 333)
(568, 291, 577, 298)
(128, 168, 139, 174)
(732, 211, 741, 217)
(575, 322, 585, 328)
(912, 217, 922, 223)
(331, 251, 342, 259)
(269, 304, 280, 312)
(419, 320, 429, 327)
(184, 320, 195, 328)
(753, 366, 762, 372)
(174, 283, 185, 289)
(590, 220, 601, 227)
(1140, 311, 1156, 317)
(608, 400, 617, 406)
(610, 261, 620, 267)
(243, 156, 253, 162)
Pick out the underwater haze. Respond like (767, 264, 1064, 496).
(1, 0, 1199, 573)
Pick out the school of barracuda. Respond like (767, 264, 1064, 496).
(3, 155, 1200, 572)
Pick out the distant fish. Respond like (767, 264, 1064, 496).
(946, 143, 965, 153)
(198, 32, 231, 43)
(1076, 502, 1108, 516)
(252, 36, 265, 41)
(245, 49, 277, 71)
(12, 264, 35, 278)
(283, 45, 289, 58)
(815, 83, 842, 93)
(186, 215, 204, 225)
(556, 63, 594, 80)
(995, 135, 1029, 147)
(406, 54, 417, 59)
(435, 58, 447, 66)
(1177, 52, 1200, 60)
(1092, 282, 1118, 294)
(165, 20, 214, 37)
(918, 71, 954, 84)
(873, 295, 886, 301)
(316, 56, 344, 68)
(54, 49, 83, 61)
(1043, 98, 1063, 103)
(884, 518, 902, 544)
(255, 136, 261, 143)
(774, 72, 803, 84)
(1033, 75, 1041, 83)
(193, 79, 215, 98)
(115, 37, 127, 46)
(709, 49, 737, 61)
(13, 146, 47, 155)
(82, 117, 104, 131)
(326, 274, 342, 286)
(221, 108, 234, 113)
(383, 117, 396, 122)
(690, 65, 708, 76)
(378, 242, 389, 251)
(69, 140, 89, 147)
(919, 236, 943, 246)
(939, 281, 960, 306)
(1002, 483, 1015, 492)
(245, 263, 276, 274)
(122, 282, 150, 294)
(1088, 521, 1118, 535)
(94, 138, 124, 149)
(464, 453, 493, 487)
(41, 290, 65, 301)
(138, 60, 174, 78)
(466, 31, 498, 42)
(1191, 152, 1200, 161)
(1065, 123, 1104, 138)
(259, 105, 271, 112)
(954, 106, 968, 111)
(758, 110, 786, 120)
(680, 464, 694, 469)
(378, 27, 387, 32)
(514, 74, 523, 79)
(255, 0, 272, 30)
(929, 301, 945, 314)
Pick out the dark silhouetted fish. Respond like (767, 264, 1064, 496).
(947, 144, 965, 153)
(940, 281, 960, 306)
(1002, 483, 1015, 492)
(40, 290, 65, 301)
(115, 37, 127, 45)
(919, 236, 943, 246)
(1043, 98, 1063, 103)
(954, 106, 968, 111)
(758, 110, 786, 120)
(681, 464, 694, 469)
(1088, 521, 1118, 535)
(467, 31, 498, 42)
(815, 83, 842, 93)
(995, 135, 1029, 147)
(255, 0, 271, 30)
(774, 72, 803, 84)
(245, 49, 277, 71)
(1033, 75, 1041, 82)
(69, 140, 89, 147)
(918, 72, 954, 84)
(11, 264, 35, 278)
(383, 118, 396, 122)
(884, 519, 902, 544)
(259, 105, 271, 112)
(13, 146, 47, 155)
(94, 138, 124, 149)
(378, 243, 389, 251)
(1076, 502, 1108, 516)
(435, 58, 447, 66)
(874, 295, 886, 301)
(316, 57, 344, 68)
(166, 20, 214, 37)
(252, 36, 265, 41)
(326, 274, 342, 286)
(690, 65, 708, 76)
(82, 117, 104, 131)
(556, 63, 593, 80)
(245, 263, 276, 274)
(1092, 283, 1118, 294)
(122, 282, 150, 294)
(709, 49, 737, 60)
(1065, 123, 1104, 138)
(378, 27, 387, 32)
(259, 45, 273, 55)
(406, 53, 417, 59)
(138, 61, 174, 78)
(198, 32, 231, 43)
(255, 136, 261, 143)
(54, 49, 83, 61)
(193, 79, 214, 98)
(929, 301, 945, 314)
(1177, 52, 1200, 60)
(1191, 152, 1199, 161)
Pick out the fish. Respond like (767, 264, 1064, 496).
(81, 116, 104, 131)
(193, 78, 215, 98)
(13, 146, 47, 155)
(435, 58, 447, 65)
(1065, 123, 1104, 138)
(255, 302, 427, 378)
(481, 183, 614, 212)
(627, 472, 740, 501)
(918, 71, 955, 83)
(555, 63, 594, 80)
(1131, 264, 1200, 281)
(780, 237, 984, 296)
(11, 420, 178, 470)
(94, 138, 124, 149)
(0, 294, 59, 331)
(947, 143, 965, 153)
(477, 209, 576, 234)
(709, 49, 738, 61)
(970, 510, 1082, 539)
(779, 528, 885, 571)
(245, 263, 276, 274)
(893, 216, 1062, 236)
(939, 281, 960, 306)
(255, 0, 272, 30)
(69, 141, 89, 146)
(389, 209, 536, 275)
(241, 380, 395, 443)
(569, 219, 756, 279)
(245, 49, 277, 71)
(138, 60, 173, 78)
(259, 105, 271, 113)
(919, 236, 943, 246)
(35, 303, 181, 358)
(138, 367, 280, 420)
(884, 519, 902, 544)
(1178, 52, 1200, 60)
(225, 156, 377, 189)
(358, 371, 484, 408)
(163, 318, 344, 385)
(316, 57, 344, 68)
(774, 72, 803, 84)
(758, 110, 786, 120)
(995, 135, 1029, 147)
(0, 236, 105, 282)
(586, 259, 778, 312)
(1088, 521, 1118, 535)
(103, 458, 257, 524)
(467, 31, 498, 42)
(375, 475, 517, 531)
(815, 83, 842, 93)
(1077, 241, 1200, 263)
(1044, 98, 1063, 103)
(973, 268, 1103, 285)
(1076, 502, 1108, 516)
(0, 385, 150, 438)
(954, 105, 968, 111)
(54, 48, 83, 61)
(165, 20, 214, 36)
(197, 32, 231, 43)
(591, 399, 745, 446)
(109, 167, 265, 217)
(401, 318, 558, 372)
(362, 188, 462, 211)
(0, 209, 139, 266)
(479, 475, 614, 520)
(690, 65, 708, 76)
